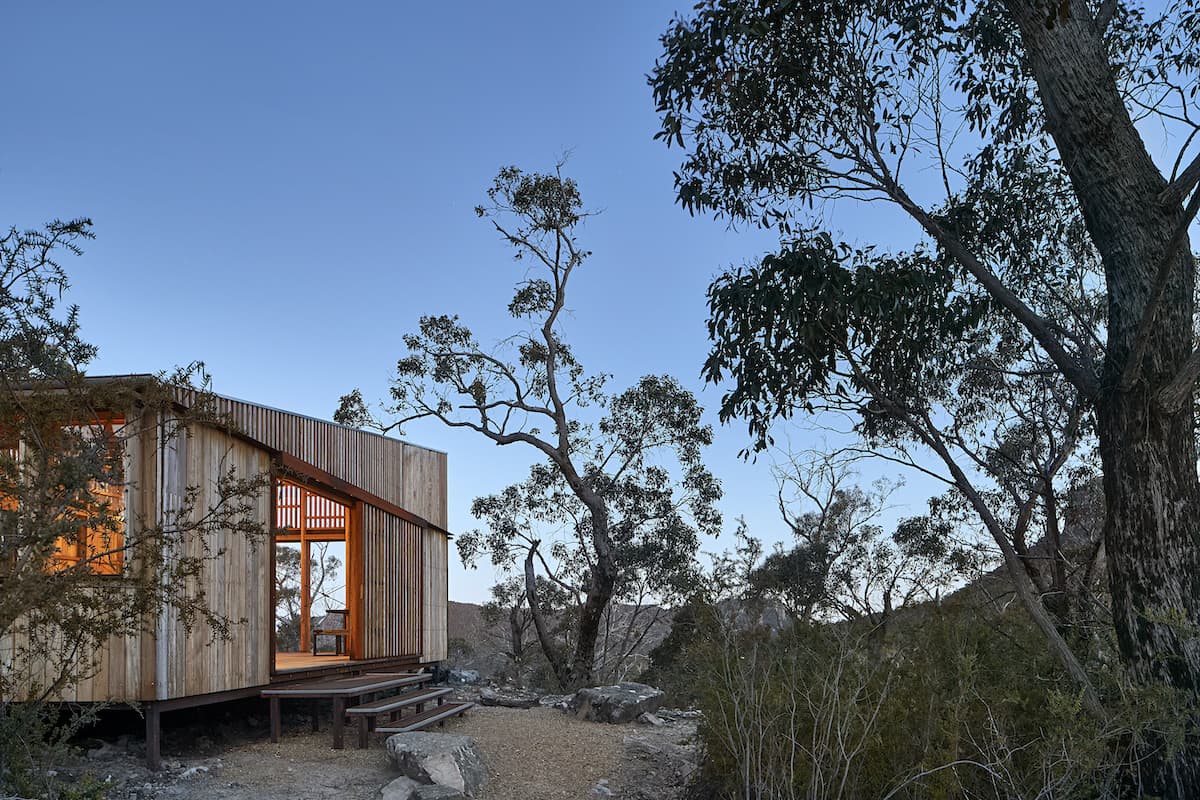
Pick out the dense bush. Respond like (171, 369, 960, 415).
(681, 603, 1190, 799)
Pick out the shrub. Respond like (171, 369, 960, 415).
(687, 605, 1190, 799)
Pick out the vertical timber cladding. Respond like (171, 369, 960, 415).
(209, 394, 449, 528)
(361, 505, 422, 658)
(157, 418, 272, 700)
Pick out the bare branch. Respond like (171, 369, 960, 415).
(1161, 150, 1200, 207)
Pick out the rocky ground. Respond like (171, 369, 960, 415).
(39, 692, 699, 800)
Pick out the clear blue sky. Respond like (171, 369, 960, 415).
(1, 2, 931, 602)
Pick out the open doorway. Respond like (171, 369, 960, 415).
(273, 479, 354, 672)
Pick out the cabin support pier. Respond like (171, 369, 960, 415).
(145, 704, 161, 771)
(141, 684, 269, 769)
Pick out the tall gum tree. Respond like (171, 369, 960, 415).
(652, 1, 1200, 792)
(336, 167, 720, 689)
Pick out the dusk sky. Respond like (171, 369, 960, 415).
(1, 2, 935, 602)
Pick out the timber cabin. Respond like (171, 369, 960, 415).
(1, 377, 451, 764)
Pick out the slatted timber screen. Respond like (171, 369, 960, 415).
(275, 480, 347, 532)
(361, 505, 422, 659)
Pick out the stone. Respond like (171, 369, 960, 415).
(621, 734, 700, 800)
(538, 693, 572, 710)
(637, 712, 664, 726)
(386, 732, 488, 797)
(656, 708, 703, 722)
(570, 683, 665, 724)
(381, 776, 422, 800)
(86, 742, 122, 760)
(446, 669, 481, 686)
(592, 778, 616, 796)
(479, 687, 541, 709)
(413, 786, 466, 799)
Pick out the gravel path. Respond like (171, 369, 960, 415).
(442, 705, 626, 799)
(86, 701, 633, 800)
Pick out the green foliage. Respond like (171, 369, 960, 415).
(639, 594, 722, 707)
(0, 700, 111, 799)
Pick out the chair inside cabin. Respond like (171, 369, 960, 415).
(311, 608, 350, 656)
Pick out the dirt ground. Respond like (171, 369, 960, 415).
(49, 697, 696, 800)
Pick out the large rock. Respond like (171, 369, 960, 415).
(479, 686, 541, 709)
(386, 733, 488, 797)
(538, 693, 572, 710)
(570, 683, 665, 724)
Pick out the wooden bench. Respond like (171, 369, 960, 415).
(345, 686, 452, 748)
(373, 702, 475, 735)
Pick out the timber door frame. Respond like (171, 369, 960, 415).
(271, 466, 362, 668)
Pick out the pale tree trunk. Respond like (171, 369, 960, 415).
(1005, 1, 1200, 793)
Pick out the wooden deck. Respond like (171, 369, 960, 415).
(262, 670, 433, 749)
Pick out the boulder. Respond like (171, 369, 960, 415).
(381, 776, 422, 800)
(592, 778, 616, 796)
(386, 733, 488, 798)
(446, 669, 481, 686)
(479, 687, 541, 709)
(570, 683, 665, 724)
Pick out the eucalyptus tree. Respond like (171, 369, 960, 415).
(336, 167, 721, 688)
(748, 451, 978, 628)
(651, 1, 1200, 790)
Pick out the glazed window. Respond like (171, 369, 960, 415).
(50, 416, 126, 575)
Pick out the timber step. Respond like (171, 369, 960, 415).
(373, 702, 475, 734)
(346, 687, 452, 716)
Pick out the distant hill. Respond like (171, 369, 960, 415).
(445, 599, 676, 685)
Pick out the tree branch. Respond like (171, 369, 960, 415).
(1118, 185, 1200, 391)
(1156, 348, 1200, 413)
(865, 151, 1100, 401)
(1161, 150, 1200, 207)
(1093, 0, 1118, 32)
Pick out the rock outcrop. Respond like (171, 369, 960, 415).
(569, 683, 665, 724)
(386, 732, 488, 798)
(479, 686, 541, 709)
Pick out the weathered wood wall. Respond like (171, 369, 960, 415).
(153, 420, 271, 700)
(421, 527, 448, 663)
(3, 408, 273, 703)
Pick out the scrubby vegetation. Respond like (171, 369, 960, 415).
(651, 598, 1189, 800)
